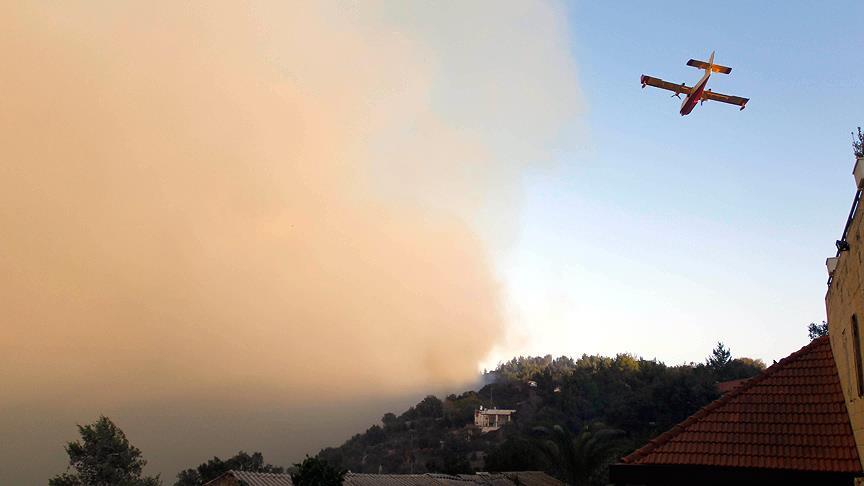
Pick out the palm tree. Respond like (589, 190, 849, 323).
(538, 423, 625, 486)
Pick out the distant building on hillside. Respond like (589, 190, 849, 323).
(474, 407, 515, 433)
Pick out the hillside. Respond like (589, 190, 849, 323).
(315, 350, 764, 484)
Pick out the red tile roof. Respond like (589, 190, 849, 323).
(621, 336, 861, 473)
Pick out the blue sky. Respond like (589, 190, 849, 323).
(490, 1, 864, 366)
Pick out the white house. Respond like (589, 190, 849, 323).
(473, 407, 515, 433)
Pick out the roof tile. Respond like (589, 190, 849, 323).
(206, 470, 564, 486)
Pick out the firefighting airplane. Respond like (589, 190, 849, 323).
(640, 51, 749, 115)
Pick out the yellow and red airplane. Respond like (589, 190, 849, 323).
(641, 51, 749, 116)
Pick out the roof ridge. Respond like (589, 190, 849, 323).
(622, 336, 832, 464)
(232, 470, 286, 474)
(217, 469, 563, 486)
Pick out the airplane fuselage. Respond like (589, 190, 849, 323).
(680, 70, 711, 116)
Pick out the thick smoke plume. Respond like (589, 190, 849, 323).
(0, 2, 580, 482)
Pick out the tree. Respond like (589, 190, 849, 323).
(440, 450, 473, 475)
(537, 423, 625, 486)
(362, 425, 386, 446)
(809, 321, 829, 340)
(318, 348, 766, 477)
(291, 456, 345, 486)
(706, 342, 732, 373)
(174, 451, 283, 486)
(381, 413, 397, 428)
(722, 358, 766, 381)
(414, 396, 444, 418)
(49, 416, 161, 486)
(485, 437, 547, 473)
(854, 127, 863, 158)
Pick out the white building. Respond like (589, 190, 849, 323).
(474, 407, 515, 433)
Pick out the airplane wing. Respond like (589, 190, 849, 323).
(701, 89, 749, 109)
(686, 59, 732, 74)
(640, 75, 691, 95)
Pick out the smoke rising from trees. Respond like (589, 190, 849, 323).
(0, 2, 581, 483)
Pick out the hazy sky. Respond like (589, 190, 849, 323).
(2, 1, 863, 484)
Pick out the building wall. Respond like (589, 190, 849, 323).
(827, 181, 864, 467)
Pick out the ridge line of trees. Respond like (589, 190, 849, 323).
(50, 341, 777, 486)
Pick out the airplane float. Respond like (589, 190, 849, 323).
(641, 51, 749, 115)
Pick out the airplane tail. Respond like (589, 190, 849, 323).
(686, 51, 732, 74)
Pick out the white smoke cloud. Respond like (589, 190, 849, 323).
(0, 2, 581, 482)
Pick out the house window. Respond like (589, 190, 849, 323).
(853, 315, 864, 398)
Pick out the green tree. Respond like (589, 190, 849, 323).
(317, 348, 765, 477)
(722, 357, 766, 381)
(440, 450, 473, 475)
(362, 425, 386, 446)
(414, 396, 444, 418)
(49, 416, 161, 486)
(381, 413, 398, 428)
(485, 437, 547, 473)
(853, 127, 863, 158)
(291, 456, 345, 486)
(706, 342, 732, 373)
(538, 423, 625, 486)
(174, 451, 283, 486)
(809, 321, 829, 340)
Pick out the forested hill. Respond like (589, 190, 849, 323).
(316, 345, 765, 485)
